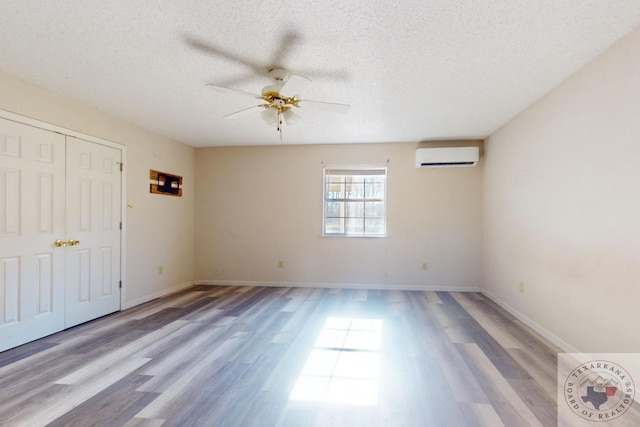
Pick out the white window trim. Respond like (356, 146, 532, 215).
(322, 165, 387, 238)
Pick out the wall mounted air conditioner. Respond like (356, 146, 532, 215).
(415, 146, 479, 168)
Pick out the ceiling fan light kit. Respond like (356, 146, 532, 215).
(261, 108, 279, 126)
(282, 108, 301, 125)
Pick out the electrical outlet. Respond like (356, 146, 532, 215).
(519, 281, 525, 293)
(158, 265, 164, 275)
(421, 262, 428, 271)
(277, 260, 284, 268)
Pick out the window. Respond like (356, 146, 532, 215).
(323, 167, 386, 237)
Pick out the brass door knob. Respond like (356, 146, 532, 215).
(54, 240, 67, 247)
(67, 239, 80, 246)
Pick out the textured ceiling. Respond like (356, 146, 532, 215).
(1, 1, 640, 147)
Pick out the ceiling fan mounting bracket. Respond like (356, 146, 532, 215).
(268, 68, 290, 82)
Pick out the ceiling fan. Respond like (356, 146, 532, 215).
(183, 31, 350, 137)
(207, 68, 350, 138)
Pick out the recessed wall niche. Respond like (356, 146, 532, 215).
(150, 170, 182, 197)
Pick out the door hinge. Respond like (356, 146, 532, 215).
(119, 222, 122, 230)
(119, 280, 122, 289)
(119, 162, 123, 172)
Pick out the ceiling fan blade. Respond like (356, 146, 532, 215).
(206, 84, 262, 99)
(268, 30, 302, 69)
(211, 73, 264, 89)
(223, 104, 265, 120)
(294, 69, 350, 82)
(298, 99, 350, 114)
(279, 74, 311, 97)
(183, 34, 268, 76)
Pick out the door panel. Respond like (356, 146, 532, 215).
(0, 117, 66, 352)
(65, 136, 121, 328)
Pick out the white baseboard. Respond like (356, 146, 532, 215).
(481, 289, 580, 353)
(122, 281, 195, 310)
(194, 279, 482, 293)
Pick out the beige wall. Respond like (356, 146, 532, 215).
(195, 142, 483, 289)
(483, 27, 640, 352)
(0, 71, 196, 307)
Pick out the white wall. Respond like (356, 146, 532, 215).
(195, 142, 483, 290)
(0, 71, 196, 307)
(483, 27, 640, 352)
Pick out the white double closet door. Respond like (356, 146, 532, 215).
(0, 117, 122, 352)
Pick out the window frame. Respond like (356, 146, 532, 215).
(322, 166, 387, 238)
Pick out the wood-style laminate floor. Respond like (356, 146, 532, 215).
(0, 285, 638, 426)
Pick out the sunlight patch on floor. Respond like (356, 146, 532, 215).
(289, 317, 382, 406)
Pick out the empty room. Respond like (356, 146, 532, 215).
(1, 2, 639, 426)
